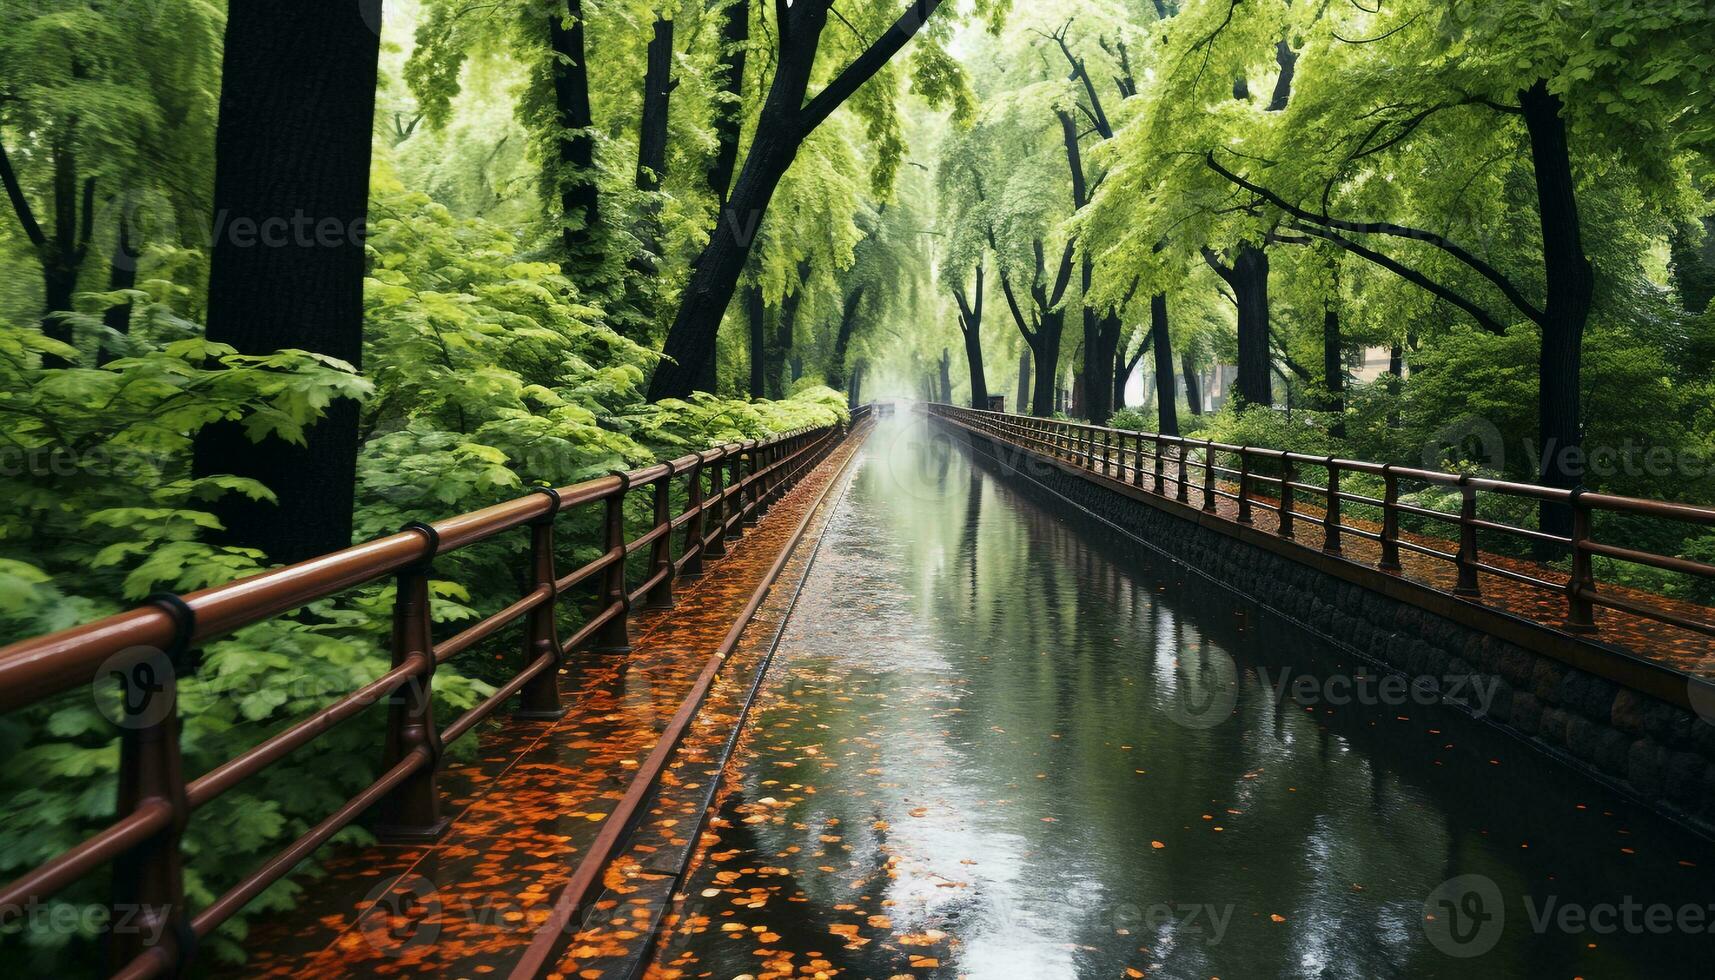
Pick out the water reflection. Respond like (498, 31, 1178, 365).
(655, 416, 1714, 980)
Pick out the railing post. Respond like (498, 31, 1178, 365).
(705, 450, 730, 557)
(724, 448, 744, 540)
(593, 473, 633, 651)
(1380, 465, 1402, 571)
(1102, 430, 1111, 478)
(110, 594, 195, 972)
(647, 463, 677, 609)
(1567, 488, 1597, 632)
(1237, 448, 1253, 524)
(1153, 436, 1166, 495)
(377, 523, 451, 842)
(1133, 433, 1145, 487)
(1455, 476, 1481, 597)
(1322, 458, 1343, 555)
(1277, 456, 1296, 539)
(1175, 442, 1190, 503)
(517, 489, 566, 719)
(1203, 441, 1218, 513)
(681, 454, 706, 576)
(742, 442, 762, 528)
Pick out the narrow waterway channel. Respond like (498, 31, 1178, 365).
(651, 415, 1714, 980)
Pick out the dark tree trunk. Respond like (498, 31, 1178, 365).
(1669, 215, 1715, 314)
(1032, 326, 1061, 417)
(1387, 342, 1404, 428)
(1016, 345, 1031, 414)
(1182, 353, 1203, 416)
(42, 262, 79, 349)
(828, 283, 866, 389)
(633, 15, 675, 265)
(953, 265, 987, 408)
(962, 321, 989, 409)
(1, 132, 94, 365)
(765, 260, 810, 399)
(548, 1, 601, 272)
(939, 348, 953, 403)
(1322, 302, 1345, 436)
(1113, 344, 1129, 412)
(649, 0, 948, 401)
(706, 0, 749, 204)
(1231, 245, 1272, 408)
(1151, 292, 1178, 436)
(1520, 79, 1594, 538)
(98, 212, 138, 365)
(847, 361, 864, 408)
(191, 0, 381, 564)
(746, 282, 766, 398)
(1267, 40, 1299, 112)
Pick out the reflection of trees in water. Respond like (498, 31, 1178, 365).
(670, 427, 1715, 979)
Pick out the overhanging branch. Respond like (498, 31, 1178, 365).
(798, 0, 948, 135)
(1206, 151, 1546, 324)
(1290, 223, 1511, 336)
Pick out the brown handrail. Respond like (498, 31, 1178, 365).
(926, 404, 1715, 643)
(0, 406, 870, 979)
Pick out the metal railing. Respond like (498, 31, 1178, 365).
(928, 405, 1715, 642)
(0, 408, 868, 979)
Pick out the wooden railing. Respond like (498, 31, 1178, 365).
(0, 407, 867, 979)
(927, 405, 1715, 643)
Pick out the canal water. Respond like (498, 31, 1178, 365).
(652, 415, 1714, 979)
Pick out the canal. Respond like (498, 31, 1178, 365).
(650, 415, 1714, 979)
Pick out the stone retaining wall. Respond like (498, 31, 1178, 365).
(951, 423, 1715, 836)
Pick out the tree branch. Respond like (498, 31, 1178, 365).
(1206, 152, 1546, 324)
(0, 139, 47, 247)
(798, 0, 948, 134)
(1289, 223, 1511, 336)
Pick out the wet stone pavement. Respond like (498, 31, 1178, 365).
(644, 416, 1715, 980)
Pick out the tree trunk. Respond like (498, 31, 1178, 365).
(847, 361, 864, 408)
(1520, 79, 1594, 539)
(649, 0, 947, 401)
(548, 1, 602, 275)
(98, 212, 138, 366)
(1151, 292, 1179, 436)
(746, 282, 766, 398)
(1032, 331, 1059, 416)
(1112, 345, 1129, 412)
(633, 15, 674, 266)
(1669, 215, 1715, 315)
(191, 0, 381, 564)
(963, 321, 989, 408)
(706, 0, 749, 204)
(828, 282, 866, 389)
(1322, 302, 1345, 436)
(1232, 244, 1272, 408)
(1386, 342, 1404, 428)
(1182, 353, 1203, 416)
(939, 347, 953, 403)
(1016, 345, 1031, 414)
(953, 265, 987, 408)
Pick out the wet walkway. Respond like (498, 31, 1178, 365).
(645, 416, 1715, 980)
(233, 422, 874, 977)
